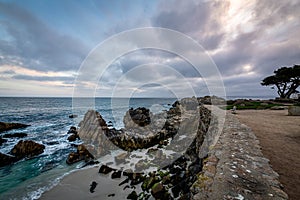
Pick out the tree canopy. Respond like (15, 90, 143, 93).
(261, 65, 300, 99)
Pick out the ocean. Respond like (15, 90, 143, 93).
(0, 97, 176, 199)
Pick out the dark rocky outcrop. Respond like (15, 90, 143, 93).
(0, 140, 45, 167)
(67, 126, 77, 134)
(67, 134, 80, 142)
(123, 107, 151, 127)
(69, 114, 78, 118)
(0, 137, 7, 146)
(2, 132, 28, 138)
(0, 122, 30, 133)
(77, 110, 116, 157)
(75, 97, 219, 198)
(66, 144, 94, 165)
(67, 126, 80, 142)
(0, 152, 17, 167)
(89, 181, 97, 193)
(99, 165, 115, 174)
(197, 95, 226, 105)
(10, 140, 45, 159)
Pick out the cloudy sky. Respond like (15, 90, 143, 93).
(0, 0, 299, 98)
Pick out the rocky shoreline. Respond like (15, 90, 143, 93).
(1, 96, 288, 199)
(62, 97, 219, 199)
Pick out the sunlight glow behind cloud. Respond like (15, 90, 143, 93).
(0, 0, 299, 97)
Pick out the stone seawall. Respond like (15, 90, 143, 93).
(192, 112, 288, 199)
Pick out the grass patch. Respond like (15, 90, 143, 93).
(225, 102, 282, 110)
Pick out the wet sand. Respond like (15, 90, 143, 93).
(40, 166, 137, 200)
(235, 109, 300, 200)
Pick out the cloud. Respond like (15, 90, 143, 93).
(0, 0, 299, 97)
(12, 74, 74, 82)
(152, 0, 229, 50)
(0, 2, 89, 72)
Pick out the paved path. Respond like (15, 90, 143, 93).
(192, 112, 288, 199)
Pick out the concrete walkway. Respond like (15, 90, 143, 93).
(192, 112, 288, 199)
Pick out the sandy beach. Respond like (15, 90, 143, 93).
(40, 165, 139, 200)
(236, 109, 300, 200)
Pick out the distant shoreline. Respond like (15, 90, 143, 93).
(0, 95, 277, 100)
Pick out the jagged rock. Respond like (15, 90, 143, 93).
(151, 183, 167, 199)
(66, 144, 94, 165)
(115, 152, 128, 164)
(67, 133, 80, 142)
(0, 152, 17, 167)
(89, 181, 97, 193)
(0, 137, 7, 146)
(67, 126, 77, 134)
(127, 191, 138, 200)
(77, 110, 114, 157)
(0, 122, 30, 133)
(99, 165, 115, 174)
(2, 132, 28, 138)
(142, 176, 158, 191)
(129, 173, 145, 185)
(123, 107, 151, 128)
(135, 159, 148, 171)
(10, 140, 45, 159)
(111, 170, 122, 179)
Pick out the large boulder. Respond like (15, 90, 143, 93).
(288, 106, 300, 116)
(0, 122, 30, 133)
(67, 133, 80, 142)
(77, 110, 117, 157)
(123, 107, 151, 128)
(0, 153, 17, 167)
(66, 144, 95, 165)
(67, 126, 77, 134)
(10, 140, 45, 159)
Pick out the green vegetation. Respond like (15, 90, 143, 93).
(225, 101, 282, 110)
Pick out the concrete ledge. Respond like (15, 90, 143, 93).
(192, 113, 288, 199)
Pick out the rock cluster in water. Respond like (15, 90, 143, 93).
(0, 121, 46, 167)
(10, 140, 45, 159)
(0, 140, 45, 167)
(0, 122, 30, 133)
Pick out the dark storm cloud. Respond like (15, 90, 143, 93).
(0, 2, 89, 72)
(152, 0, 228, 50)
(115, 50, 201, 80)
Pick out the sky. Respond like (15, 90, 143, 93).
(0, 0, 299, 97)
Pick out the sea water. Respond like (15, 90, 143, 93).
(0, 97, 175, 199)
